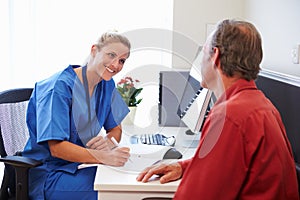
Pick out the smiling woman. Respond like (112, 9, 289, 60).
(20, 31, 132, 199)
(84, 32, 131, 84)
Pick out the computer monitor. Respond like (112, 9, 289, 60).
(177, 46, 214, 140)
(176, 72, 214, 148)
(177, 76, 213, 134)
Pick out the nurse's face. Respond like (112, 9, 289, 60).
(93, 42, 129, 81)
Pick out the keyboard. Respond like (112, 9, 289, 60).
(130, 133, 176, 146)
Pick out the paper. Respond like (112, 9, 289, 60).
(78, 163, 99, 169)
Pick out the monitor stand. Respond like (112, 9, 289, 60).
(177, 129, 201, 148)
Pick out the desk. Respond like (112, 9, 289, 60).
(94, 164, 180, 200)
(94, 125, 198, 200)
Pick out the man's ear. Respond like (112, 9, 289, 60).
(212, 47, 220, 67)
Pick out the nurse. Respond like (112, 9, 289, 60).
(23, 32, 131, 200)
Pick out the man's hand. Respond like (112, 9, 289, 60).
(136, 162, 183, 183)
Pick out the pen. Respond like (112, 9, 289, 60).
(110, 137, 119, 149)
(110, 137, 132, 163)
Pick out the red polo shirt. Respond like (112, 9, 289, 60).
(175, 79, 299, 200)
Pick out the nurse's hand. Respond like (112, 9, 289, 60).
(86, 135, 110, 151)
(88, 147, 130, 167)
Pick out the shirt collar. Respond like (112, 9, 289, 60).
(216, 79, 257, 104)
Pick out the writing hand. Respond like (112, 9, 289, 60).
(88, 146, 130, 167)
(136, 162, 183, 183)
(86, 135, 110, 151)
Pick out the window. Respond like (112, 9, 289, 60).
(0, 0, 173, 91)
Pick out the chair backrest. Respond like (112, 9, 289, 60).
(0, 88, 33, 199)
(256, 70, 300, 195)
(0, 88, 33, 157)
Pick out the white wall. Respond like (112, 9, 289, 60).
(172, 0, 300, 77)
(172, 0, 245, 69)
(0, 0, 174, 91)
(244, 0, 300, 76)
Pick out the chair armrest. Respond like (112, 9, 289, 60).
(296, 162, 300, 178)
(296, 162, 300, 171)
(0, 156, 42, 168)
(0, 156, 42, 200)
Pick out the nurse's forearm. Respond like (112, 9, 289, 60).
(106, 125, 122, 142)
(48, 140, 100, 164)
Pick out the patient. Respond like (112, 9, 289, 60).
(22, 31, 131, 200)
(137, 19, 299, 199)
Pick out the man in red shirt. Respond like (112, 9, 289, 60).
(136, 19, 299, 199)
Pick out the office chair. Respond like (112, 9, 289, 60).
(0, 88, 42, 200)
(297, 164, 300, 189)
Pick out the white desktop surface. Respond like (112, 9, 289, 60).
(94, 165, 180, 192)
(93, 125, 198, 200)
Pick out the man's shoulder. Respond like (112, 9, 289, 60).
(213, 89, 272, 125)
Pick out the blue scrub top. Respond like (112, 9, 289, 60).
(23, 65, 129, 198)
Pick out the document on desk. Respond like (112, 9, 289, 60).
(115, 158, 159, 173)
(78, 163, 99, 169)
(110, 144, 176, 173)
(78, 158, 160, 172)
(78, 144, 172, 172)
(78, 158, 161, 173)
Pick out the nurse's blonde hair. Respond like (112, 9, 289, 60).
(83, 31, 131, 66)
(96, 31, 131, 51)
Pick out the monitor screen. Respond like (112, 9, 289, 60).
(177, 47, 214, 134)
(176, 72, 202, 118)
(178, 86, 213, 134)
(255, 69, 300, 164)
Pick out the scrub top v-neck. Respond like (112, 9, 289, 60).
(72, 65, 101, 146)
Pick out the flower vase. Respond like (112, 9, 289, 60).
(122, 106, 137, 125)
